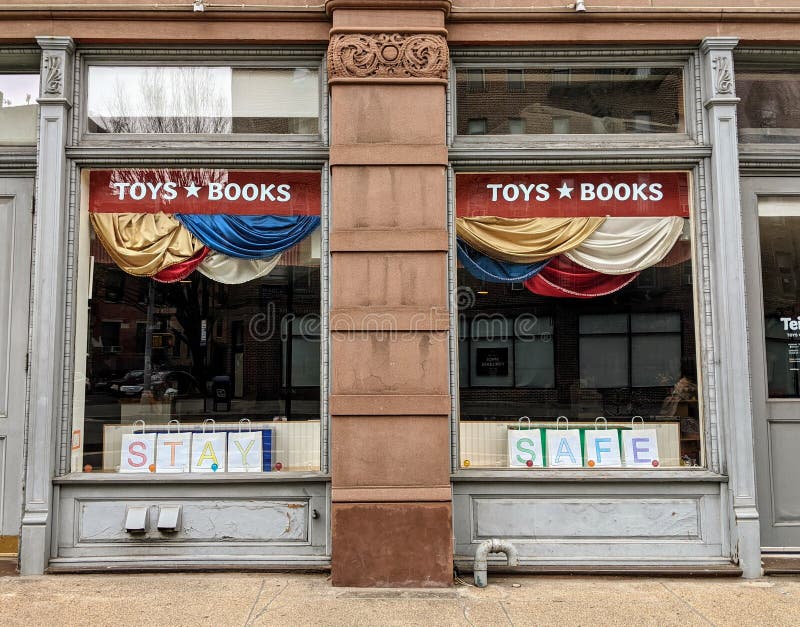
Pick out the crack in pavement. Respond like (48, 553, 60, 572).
(243, 578, 266, 627)
(249, 580, 291, 624)
(660, 581, 716, 626)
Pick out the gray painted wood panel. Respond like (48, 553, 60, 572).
(77, 499, 309, 544)
(741, 176, 800, 551)
(0, 177, 33, 541)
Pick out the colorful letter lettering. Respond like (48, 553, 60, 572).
(197, 441, 219, 466)
(127, 441, 147, 467)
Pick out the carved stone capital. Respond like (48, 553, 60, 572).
(36, 36, 74, 105)
(328, 33, 448, 82)
(712, 55, 734, 97)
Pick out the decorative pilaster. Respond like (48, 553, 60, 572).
(327, 0, 453, 587)
(19, 36, 74, 576)
(700, 37, 761, 579)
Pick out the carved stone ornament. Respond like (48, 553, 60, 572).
(328, 33, 448, 80)
(712, 55, 734, 96)
(43, 54, 64, 96)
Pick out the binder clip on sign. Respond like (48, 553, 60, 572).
(546, 416, 583, 468)
(156, 419, 191, 473)
(507, 416, 544, 468)
(120, 419, 156, 473)
(622, 416, 661, 468)
(227, 418, 263, 473)
(191, 418, 227, 473)
(584, 417, 622, 468)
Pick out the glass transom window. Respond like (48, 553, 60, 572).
(455, 66, 685, 136)
(86, 66, 319, 135)
(0, 73, 39, 144)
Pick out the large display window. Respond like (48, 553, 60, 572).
(72, 168, 323, 474)
(455, 171, 702, 470)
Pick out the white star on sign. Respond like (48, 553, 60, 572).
(556, 182, 574, 199)
(184, 182, 201, 198)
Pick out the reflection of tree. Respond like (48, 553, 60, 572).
(98, 67, 231, 134)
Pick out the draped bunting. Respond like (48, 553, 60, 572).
(524, 256, 640, 299)
(455, 216, 605, 263)
(198, 251, 283, 285)
(153, 247, 210, 283)
(175, 214, 321, 259)
(456, 238, 549, 283)
(90, 213, 205, 277)
(564, 217, 685, 275)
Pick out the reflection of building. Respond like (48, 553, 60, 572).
(456, 68, 683, 135)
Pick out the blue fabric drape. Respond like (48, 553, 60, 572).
(174, 214, 320, 259)
(456, 237, 550, 283)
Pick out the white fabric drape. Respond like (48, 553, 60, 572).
(197, 251, 282, 284)
(564, 216, 685, 275)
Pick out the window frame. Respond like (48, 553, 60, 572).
(76, 50, 328, 147)
(0, 48, 40, 151)
(447, 48, 711, 476)
(61, 46, 330, 480)
(449, 52, 698, 149)
(734, 49, 800, 156)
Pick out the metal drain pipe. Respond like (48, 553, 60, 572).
(473, 538, 520, 588)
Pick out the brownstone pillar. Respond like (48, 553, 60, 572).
(326, 0, 453, 587)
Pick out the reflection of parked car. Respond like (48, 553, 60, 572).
(109, 370, 203, 399)
(108, 370, 144, 397)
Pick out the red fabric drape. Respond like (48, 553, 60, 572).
(654, 239, 692, 267)
(524, 255, 639, 299)
(152, 247, 210, 283)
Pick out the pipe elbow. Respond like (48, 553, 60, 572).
(492, 539, 520, 566)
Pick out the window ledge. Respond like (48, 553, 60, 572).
(54, 472, 330, 485)
(451, 469, 727, 482)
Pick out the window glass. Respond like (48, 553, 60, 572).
(456, 171, 701, 469)
(455, 67, 685, 136)
(73, 169, 322, 474)
(86, 66, 319, 135)
(0, 73, 39, 144)
(737, 66, 800, 144)
(759, 197, 800, 397)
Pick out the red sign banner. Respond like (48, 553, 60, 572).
(456, 172, 690, 218)
(89, 169, 321, 215)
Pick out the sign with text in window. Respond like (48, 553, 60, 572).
(456, 171, 690, 218)
(475, 347, 509, 377)
(119, 432, 156, 473)
(507, 429, 545, 468)
(622, 429, 660, 468)
(89, 169, 321, 215)
(545, 428, 583, 468)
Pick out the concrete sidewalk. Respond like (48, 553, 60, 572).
(1, 572, 800, 626)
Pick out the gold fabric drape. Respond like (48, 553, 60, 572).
(90, 212, 205, 277)
(455, 216, 606, 263)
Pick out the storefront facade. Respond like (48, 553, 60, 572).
(1, 1, 799, 585)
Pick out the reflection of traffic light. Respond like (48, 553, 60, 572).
(151, 333, 174, 349)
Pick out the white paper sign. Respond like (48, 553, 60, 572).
(119, 432, 156, 473)
(584, 429, 622, 468)
(546, 429, 583, 468)
(622, 429, 660, 468)
(507, 429, 544, 468)
(191, 432, 227, 473)
(156, 432, 191, 473)
(227, 431, 263, 473)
